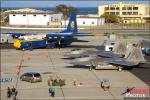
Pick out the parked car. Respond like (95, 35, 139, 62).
(20, 72, 42, 83)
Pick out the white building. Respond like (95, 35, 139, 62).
(9, 13, 105, 27)
(62, 17, 105, 26)
(9, 13, 63, 26)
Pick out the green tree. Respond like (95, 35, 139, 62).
(55, 4, 78, 19)
(101, 14, 119, 23)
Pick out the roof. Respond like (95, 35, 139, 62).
(77, 15, 102, 18)
(77, 16, 103, 18)
(23, 72, 40, 74)
(4, 8, 61, 14)
(9, 12, 62, 15)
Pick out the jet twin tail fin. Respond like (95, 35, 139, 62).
(125, 46, 145, 63)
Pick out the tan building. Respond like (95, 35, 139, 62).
(98, 2, 149, 23)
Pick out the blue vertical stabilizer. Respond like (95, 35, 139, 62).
(61, 13, 78, 33)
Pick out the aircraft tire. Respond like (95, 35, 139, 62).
(118, 67, 122, 72)
(22, 48, 25, 51)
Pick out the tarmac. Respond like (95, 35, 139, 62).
(1, 36, 150, 100)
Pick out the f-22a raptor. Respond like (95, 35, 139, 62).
(69, 46, 147, 71)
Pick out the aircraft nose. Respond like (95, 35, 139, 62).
(13, 40, 21, 48)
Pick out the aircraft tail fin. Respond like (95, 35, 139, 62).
(125, 46, 145, 63)
(113, 40, 127, 55)
(61, 13, 78, 33)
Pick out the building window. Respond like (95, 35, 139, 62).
(122, 7, 126, 10)
(116, 12, 119, 15)
(127, 7, 132, 10)
(33, 14, 36, 17)
(122, 12, 126, 15)
(83, 22, 85, 24)
(55, 19, 58, 21)
(116, 7, 119, 10)
(133, 12, 138, 15)
(51, 17, 53, 21)
(127, 12, 132, 15)
(110, 12, 115, 15)
(92, 22, 94, 24)
(105, 12, 109, 15)
(110, 7, 115, 10)
(13, 14, 16, 16)
(43, 15, 47, 17)
(133, 7, 138, 10)
(105, 7, 109, 10)
(23, 14, 26, 16)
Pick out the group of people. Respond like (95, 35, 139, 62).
(7, 86, 18, 100)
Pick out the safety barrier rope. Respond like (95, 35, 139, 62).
(15, 51, 25, 89)
(90, 70, 117, 100)
(47, 49, 66, 100)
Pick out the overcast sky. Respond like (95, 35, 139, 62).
(1, 0, 149, 8)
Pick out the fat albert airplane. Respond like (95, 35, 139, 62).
(13, 13, 94, 50)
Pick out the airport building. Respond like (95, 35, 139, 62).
(9, 13, 63, 26)
(62, 16, 105, 26)
(9, 13, 105, 26)
(98, 2, 149, 23)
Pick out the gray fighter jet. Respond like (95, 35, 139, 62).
(70, 46, 146, 71)
(64, 40, 127, 60)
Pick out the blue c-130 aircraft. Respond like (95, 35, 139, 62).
(13, 13, 94, 50)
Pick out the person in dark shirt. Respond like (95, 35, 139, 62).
(7, 87, 12, 98)
(12, 86, 16, 95)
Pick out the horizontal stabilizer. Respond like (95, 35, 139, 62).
(110, 58, 139, 67)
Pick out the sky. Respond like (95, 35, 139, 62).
(1, 0, 150, 8)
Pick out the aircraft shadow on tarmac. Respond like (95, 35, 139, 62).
(65, 64, 149, 70)
(62, 57, 76, 60)
(65, 65, 90, 69)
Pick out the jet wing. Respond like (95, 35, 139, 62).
(97, 50, 123, 58)
(71, 39, 89, 42)
(72, 33, 94, 36)
(2, 32, 27, 38)
(67, 50, 123, 58)
(70, 57, 110, 66)
(64, 50, 99, 58)
(46, 33, 73, 37)
(109, 58, 139, 67)
(46, 32, 94, 37)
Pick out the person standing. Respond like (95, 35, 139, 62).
(29, 43, 32, 51)
(7, 87, 12, 98)
(49, 87, 55, 97)
(13, 90, 18, 100)
(12, 86, 16, 96)
(51, 88, 55, 97)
